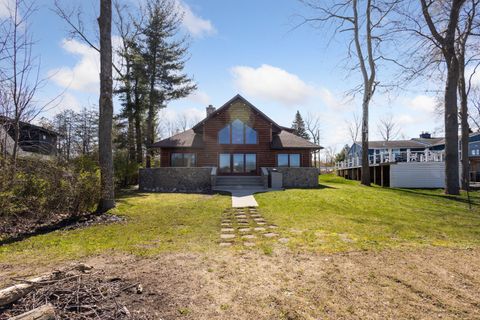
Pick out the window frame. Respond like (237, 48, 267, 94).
(170, 152, 197, 167)
(277, 153, 301, 168)
(218, 119, 258, 145)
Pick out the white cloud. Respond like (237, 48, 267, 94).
(318, 87, 349, 110)
(186, 90, 210, 105)
(0, 0, 13, 18)
(231, 64, 316, 107)
(176, 1, 216, 38)
(407, 95, 437, 113)
(48, 39, 100, 93)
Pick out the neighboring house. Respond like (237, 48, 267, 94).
(140, 94, 322, 192)
(0, 116, 58, 158)
(337, 132, 480, 188)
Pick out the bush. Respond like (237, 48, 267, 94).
(0, 157, 100, 219)
(113, 149, 139, 188)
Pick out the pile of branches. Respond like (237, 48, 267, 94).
(0, 264, 143, 319)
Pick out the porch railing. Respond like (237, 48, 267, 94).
(336, 150, 445, 169)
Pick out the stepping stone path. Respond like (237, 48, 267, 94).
(219, 207, 284, 247)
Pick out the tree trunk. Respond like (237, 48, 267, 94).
(97, 0, 115, 212)
(12, 119, 20, 164)
(145, 106, 154, 168)
(134, 108, 143, 164)
(458, 56, 469, 190)
(133, 82, 143, 164)
(444, 56, 460, 195)
(0, 273, 61, 307)
(360, 97, 371, 186)
(127, 110, 136, 163)
(9, 304, 55, 320)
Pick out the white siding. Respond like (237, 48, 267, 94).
(390, 162, 446, 188)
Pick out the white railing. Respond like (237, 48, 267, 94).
(336, 150, 445, 169)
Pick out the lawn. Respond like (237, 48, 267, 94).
(1, 174, 479, 264)
(0, 192, 230, 264)
(256, 174, 480, 251)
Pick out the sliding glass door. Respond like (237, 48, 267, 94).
(219, 153, 257, 175)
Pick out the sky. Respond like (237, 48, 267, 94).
(2, 0, 472, 151)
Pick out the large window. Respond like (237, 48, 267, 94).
(218, 119, 257, 144)
(277, 154, 300, 167)
(218, 153, 256, 174)
(171, 153, 196, 167)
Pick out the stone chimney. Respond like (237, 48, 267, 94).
(206, 104, 216, 117)
(419, 132, 431, 139)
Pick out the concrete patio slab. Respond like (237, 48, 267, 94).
(214, 187, 281, 208)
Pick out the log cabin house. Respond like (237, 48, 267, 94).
(139, 94, 322, 192)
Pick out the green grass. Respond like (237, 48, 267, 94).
(255, 174, 480, 252)
(1, 174, 479, 265)
(0, 192, 230, 264)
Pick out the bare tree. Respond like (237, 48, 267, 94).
(305, 112, 321, 167)
(346, 112, 361, 145)
(324, 145, 338, 164)
(299, 0, 401, 186)
(97, 0, 115, 212)
(377, 114, 400, 141)
(176, 112, 189, 132)
(1, 0, 49, 163)
(456, 0, 479, 190)
(420, 0, 466, 195)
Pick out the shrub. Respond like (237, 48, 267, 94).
(0, 157, 100, 219)
(113, 149, 139, 188)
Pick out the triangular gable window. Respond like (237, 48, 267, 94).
(218, 119, 257, 144)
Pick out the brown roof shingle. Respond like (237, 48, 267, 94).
(272, 131, 322, 149)
(151, 129, 203, 148)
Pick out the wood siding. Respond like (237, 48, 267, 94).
(159, 100, 312, 174)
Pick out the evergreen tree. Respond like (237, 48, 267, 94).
(291, 110, 310, 140)
(142, 0, 197, 167)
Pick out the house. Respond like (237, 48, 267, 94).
(0, 116, 58, 158)
(337, 132, 480, 188)
(139, 94, 322, 192)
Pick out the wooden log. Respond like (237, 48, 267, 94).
(8, 303, 55, 320)
(0, 272, 61, 307)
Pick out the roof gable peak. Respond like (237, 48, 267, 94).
(192, 94, 282, 131)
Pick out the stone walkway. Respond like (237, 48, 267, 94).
(219, 207, 285, 247)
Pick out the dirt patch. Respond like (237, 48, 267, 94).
(0, 213, 123, 245)
(1, 247, 479, 319)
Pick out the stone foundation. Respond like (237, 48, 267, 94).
(270, 167, 319, 188)
(139, 167, 214, 192)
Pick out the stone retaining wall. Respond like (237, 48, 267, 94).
(270, 167, 319, 188)
(139, 167, 213, 192)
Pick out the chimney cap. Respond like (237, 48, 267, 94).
(206, 104, 216, 116)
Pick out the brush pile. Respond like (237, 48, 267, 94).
(0, 264, 143, 319)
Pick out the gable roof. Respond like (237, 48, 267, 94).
(191, 94, 283, 132)
(0, 115, 58, 136)
(152, 94, 322, 150)
(151, 129, 203, 148)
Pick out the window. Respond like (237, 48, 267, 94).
(277, 154, 300, 167)
(245, 125, 257, 144)
(218, 153, 256, 174)
(245, 154, 257, 173)
(218, 126, 230, 144)
(218, 119, 257, 144)
(171, 153, 196, 167)
(277, 154, 289, 167)
(289, 154, 300, 167)
(231, 120, 244, 144)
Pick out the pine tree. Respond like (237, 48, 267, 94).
(142, 0, 197, 168)
(291, 110, 310, 140)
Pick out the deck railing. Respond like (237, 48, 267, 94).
(336, 150, 445, 169)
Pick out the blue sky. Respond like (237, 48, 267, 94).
(1, 0, 455, 150)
